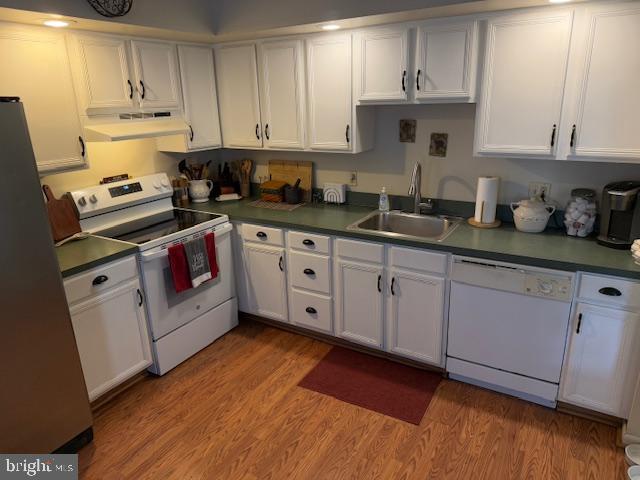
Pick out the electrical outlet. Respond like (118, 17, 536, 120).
(529, 182, 551, 201)
(349, 171, 358, 186)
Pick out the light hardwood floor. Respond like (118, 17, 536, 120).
(79, 320, 626, 479)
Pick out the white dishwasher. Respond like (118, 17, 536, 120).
(447, 256, 574, 408)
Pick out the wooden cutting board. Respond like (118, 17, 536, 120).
(268, 160, 313, 202)
(43, 185, 81, 242)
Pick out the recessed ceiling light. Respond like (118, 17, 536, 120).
(43, 19, 70, 28)
(321, 24, 340, 31)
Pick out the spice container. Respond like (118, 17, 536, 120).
(564, 188, 597, 237)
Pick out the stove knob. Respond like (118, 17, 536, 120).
(153, 181, 161, 190)
(89, 194, 98, 204)
(160, 177, 170, 188)
(77, 196, 87, 207)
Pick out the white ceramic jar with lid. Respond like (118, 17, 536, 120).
(510, 197, 556, 233)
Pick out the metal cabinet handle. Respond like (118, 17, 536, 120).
(256, 231, 267, 239)
(137, 288, 143, 307)
(599, 287, 622, 297)
(255, 123, 260, 140)
(279, 256, 284, 272)
(402, 70, 406, 92)
(265, 124, 270, 140)
(345, 124, 350, 143)
(303, 268, 315, 276)
(391, 277, 396, 296)
(377, 274, 382, 293)
(416, 69, 421, 91)
(92, 275, 108, 286)
(576, 313, 582, 334)
(189, 124, 194, 142)
(550, 124, 557, 147)
(302, 239, 315, 246)
(570, 124, 576, 147)
(139, 80, 145, 99)
(305, 307, 317, 315)
(127, 79, 133, 99)
(78, 136, 86, 158)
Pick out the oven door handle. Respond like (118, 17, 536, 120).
(139, 223, 233, 263)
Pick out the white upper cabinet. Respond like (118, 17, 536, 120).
(306, 34, 353, 151)
(157, 45, 222, 152)
(563, 3, 640, 162)
(257, 39, 306, 150)
(215, 43, 263, 149)
(130, 40, 181, 110)
(415, 19, 478, 102)
(0, 23, 86, 173)
(474, 10, 573, 158)
(355, 26, 409, 103)
(69, 33, 135, 114)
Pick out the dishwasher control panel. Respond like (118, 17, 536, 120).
(524, 274, 572, 301)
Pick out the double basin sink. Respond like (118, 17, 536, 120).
(348, 210, 462, 242)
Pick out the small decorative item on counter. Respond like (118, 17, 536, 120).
(189, 179, 214, 203)
(564, 188, 597, 237)
(284, 178, 302, 204)
(260, 180, 287, 202)
(511, 196, 556, 233)
(631, 240, 640, 265)
(240, 159, 253, 198)
(323, 183, 347, 204)
(172, 178, 189, 206)
(378, 186, 389, 212)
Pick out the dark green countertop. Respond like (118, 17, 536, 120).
(56, 235, 138, 278)
(187, 198, 640, 280)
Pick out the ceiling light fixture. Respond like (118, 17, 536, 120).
(43, 19, 70, 27)
(321, 24, 340, 31)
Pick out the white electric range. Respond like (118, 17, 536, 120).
(69, 173, 238, 375)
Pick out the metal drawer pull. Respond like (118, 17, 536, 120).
(279, 256, 284, 272)
(402, 70, 406, 92)
(305, 307, 317, 315)
(92, 275, 109, 286)
(303, 268, 315, 276)
(570, 124, 576, 147)
(550, 124, 557, 147)
(139, 80, 145, 99)
(391, 277, 396, 296)
(576, 313, 582, 334)
(127, 79, 133, 99)
(137, 289, 143, 307)
(377, 274, 381, 293)
(256, 231, 267, 239)
(302, 239, 315, 246)
(599, 287, 622, 297)
(416, 69, 421, 91)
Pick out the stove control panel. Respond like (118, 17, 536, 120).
(69, 173, 173, 219)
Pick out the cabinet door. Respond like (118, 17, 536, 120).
(415, 20, 478, 102)
(258, 39, 305, 149)
(232, 225, 252, 313)
(177, 45, 222, 150)
(560, 303, 640, 417)
(70, 33, 135, 113)
(335, 259, 384, 348)
(244, 243, 288, 322)
(567, 4, 640, 161)
(387, 269, 445, 365)
(69, 279, 152, 401)
(306, 34, 352, 151)
(474, 11, 573, 157)
(356, 27, 408, 102)
(0, 23, 86, 173)
(130, 40, 181, 109)
(215, 43, 263, 148)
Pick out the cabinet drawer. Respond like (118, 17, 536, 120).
(288, 231, 331, 254)
(389, 246, 447, 275)
(64, 256, 138, 305)
(241, 224, 284, 246)
(335, 238, 384, 263)
(578, 274, 640, 309)
(290, 288, 332, 334)
(289, 251, 331, 294)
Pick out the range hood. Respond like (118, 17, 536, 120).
(83, 113, 189, 142)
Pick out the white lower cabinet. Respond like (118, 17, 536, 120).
(64, 257, 152, 401)
(387, 268, 445, 365)
(243, 243, 288, 322)
(560, 302, 640, 418)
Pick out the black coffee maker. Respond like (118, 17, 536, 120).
(597, 181, 640, 249)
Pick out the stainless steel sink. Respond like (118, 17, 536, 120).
(347, 210, 461, 242)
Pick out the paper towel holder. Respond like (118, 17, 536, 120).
(467, 201, 502, 228)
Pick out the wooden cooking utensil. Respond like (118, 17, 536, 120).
(42, 185, 81, 242)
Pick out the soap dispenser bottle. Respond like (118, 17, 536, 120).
(379, 187, 390, 212)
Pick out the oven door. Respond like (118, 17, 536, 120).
(139, 222, 234, 340)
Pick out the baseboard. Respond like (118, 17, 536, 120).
(90, 371, 150, 412)
(622, 422, 640, 446)
(240, 312, 445, 375)
(556, 401, 623, 427)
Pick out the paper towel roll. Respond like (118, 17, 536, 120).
(474, 177, 499, 224)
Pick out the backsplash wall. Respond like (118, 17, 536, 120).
(221, 103, 640, 206)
